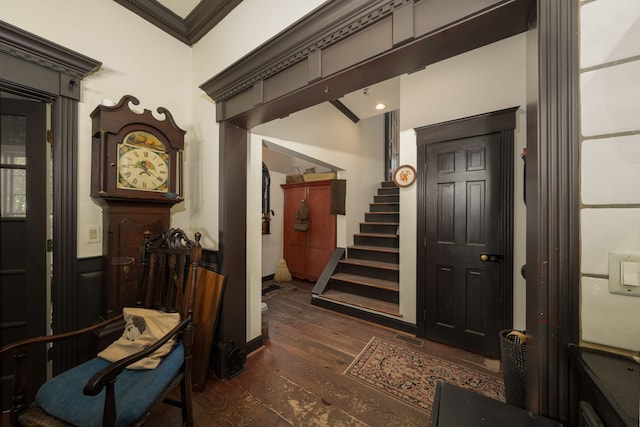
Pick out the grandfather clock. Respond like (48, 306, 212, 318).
(90, 95, 185, 317)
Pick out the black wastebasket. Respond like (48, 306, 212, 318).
(499, 329, 526, 408)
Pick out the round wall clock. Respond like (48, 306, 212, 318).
(393, 164, 417, 188)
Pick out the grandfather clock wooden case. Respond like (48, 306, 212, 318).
(90, 95, 185, 317)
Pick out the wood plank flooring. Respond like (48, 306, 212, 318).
(147, 280, 503, 426)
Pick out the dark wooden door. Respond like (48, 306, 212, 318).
(417, 108, 516, 359)
(1, 97, 48, 409)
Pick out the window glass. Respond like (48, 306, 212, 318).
(1, 114, 27, 217)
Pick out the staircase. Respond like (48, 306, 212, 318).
(311, 181, 403, 324)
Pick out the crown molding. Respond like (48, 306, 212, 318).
(113, 0, 242, 46)
(200, 0, 412, 102)
(0, 20, 101, 79)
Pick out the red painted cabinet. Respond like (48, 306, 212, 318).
(281, 180, 336, 281)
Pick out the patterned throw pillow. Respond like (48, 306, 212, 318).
(98, 307, 180, 370)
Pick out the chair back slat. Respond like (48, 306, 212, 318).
(137, 229, 202, 316)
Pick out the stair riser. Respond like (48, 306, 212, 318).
(348, 248, 399, 264)
(354, 235, 398, 248)
(381, 181, 397, 189)
(339, 263, 399, 282)
(365, 212, 399, 223)
(374, 195, 399, 203)
(370, 203, 399, 213)
(377, 188, 399, 196)
(360, 223, 398, 234)
(329, 279, 399, 303)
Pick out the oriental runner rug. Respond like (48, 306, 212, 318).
(344, 336, 505, 413)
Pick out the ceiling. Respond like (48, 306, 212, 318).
(338, 76, 399, 121)
(156, 0, 201, 18)
(113, 0, 398, 122)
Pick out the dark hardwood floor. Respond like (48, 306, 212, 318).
(1, 280, 502, 426)
(147, 280, 503, 426)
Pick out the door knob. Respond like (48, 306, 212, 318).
(480, 253, 503, 263)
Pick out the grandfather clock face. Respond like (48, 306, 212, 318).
(116, 131, 169, 193)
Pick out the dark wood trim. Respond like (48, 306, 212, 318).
(526, 0, 580, 423)
(185, 0, 244, 45)
(201, 248, 220, 273)
(51, 96, 81, 373)
(200, 0, 534, 128)
(0, 20, 101, 80)
(112, 0, 243, 46)
(113, 0, 187, 43)
(415, 107, 518, 144)
(212, 121, 248, 378)
(1, 22, 101, 373)
(329, 99, 359, 123)
(245, 335, 264, 356)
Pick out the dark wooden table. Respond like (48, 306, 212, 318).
(570, 344, 639, 427)
(429, 382, 562, 426)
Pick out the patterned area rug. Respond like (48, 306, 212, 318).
(261, 280, 296, 301)
(344, 337, 505, 413)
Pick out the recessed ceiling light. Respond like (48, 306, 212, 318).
(375, 103, 386, 110)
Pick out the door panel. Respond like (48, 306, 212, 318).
(423, 133, 505, 357)
(1, 97, 48, 409)
(306, 184, 335, 281)
(283, 185, 307, 279)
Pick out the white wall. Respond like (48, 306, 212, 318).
(579, 0, 640, 353)
(1, 0, 193, 257)
(250, 106, 385, 340)
(189, 0, 327, 250)
(396, 33, 528, 326)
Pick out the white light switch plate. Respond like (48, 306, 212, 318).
(609, 251, 640, 297)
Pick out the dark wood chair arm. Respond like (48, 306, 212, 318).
(0, 315, 125, 358)
(83, 317, 191, 396)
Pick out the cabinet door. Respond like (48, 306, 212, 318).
(283, 186, 307, 279)
(306, 184, 336, 280)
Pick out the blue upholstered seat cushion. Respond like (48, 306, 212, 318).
(36, 343, 184, 427)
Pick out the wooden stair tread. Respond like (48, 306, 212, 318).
(360, 221, 399, 226)
(348, 245, 399, 253)
(319, 290, 402, 317)
(354, 232, 398, 238)
(339, 258, 399, 271)
(331, 273, 399, 291)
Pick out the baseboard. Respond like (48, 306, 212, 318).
(246, 335, 264, 355)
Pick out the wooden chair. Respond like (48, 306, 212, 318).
(0, 228, 225, 427)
